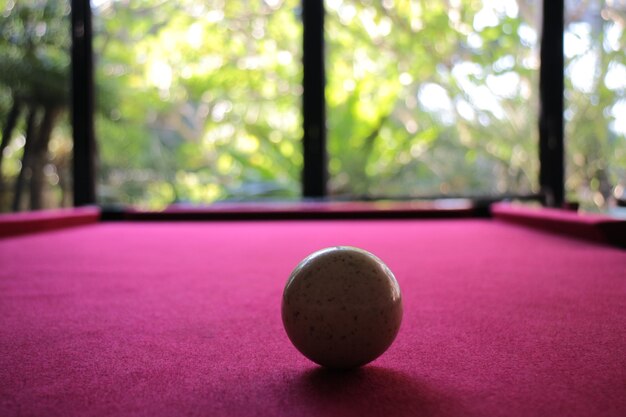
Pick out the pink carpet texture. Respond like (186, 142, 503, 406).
(1, 218, 625, 417)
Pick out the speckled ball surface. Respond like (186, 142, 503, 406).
(282, 246, 403, 369)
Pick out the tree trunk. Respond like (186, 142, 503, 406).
(12, 107, 39, 211)
(0, 98, 22, 201)
(29, 106, 60, 210)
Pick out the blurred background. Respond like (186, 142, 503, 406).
(0, 0, 624, 212)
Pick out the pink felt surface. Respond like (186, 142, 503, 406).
(1, 219, 625, 417)
(491, 203, 626, 247)
(0, 207, 100, 238)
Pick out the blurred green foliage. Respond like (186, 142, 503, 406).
(326, 0, 541, 197)
(563, 3, 626, 208)
(0, 0, 72, 211)
(93, 0, 303, 208)
(0, 0, 624, 212)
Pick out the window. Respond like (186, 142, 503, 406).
(326, 0, 540, 199)
(4, 1, 623, 213)
(93, 0, 302, 209)
(564, 0, 626, 212)
(0, 0, 72, 212)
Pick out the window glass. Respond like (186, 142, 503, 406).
(326, 0, 540, 199)
(564, 0, 626, 212)
(0, 0, 72, 211)
(94, 0, 302, 209)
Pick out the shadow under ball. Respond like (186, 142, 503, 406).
(282, 246, 403, 369)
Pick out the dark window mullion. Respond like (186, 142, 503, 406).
(302, 0, 327, 198)
(539, 0, 565, 207)
(71, 0, 96, 206)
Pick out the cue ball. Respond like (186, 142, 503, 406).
(281, 246, 402, 369)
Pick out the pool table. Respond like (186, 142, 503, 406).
(1, 203, 625, 417)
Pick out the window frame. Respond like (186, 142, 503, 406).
(70, 0, 564, 207)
